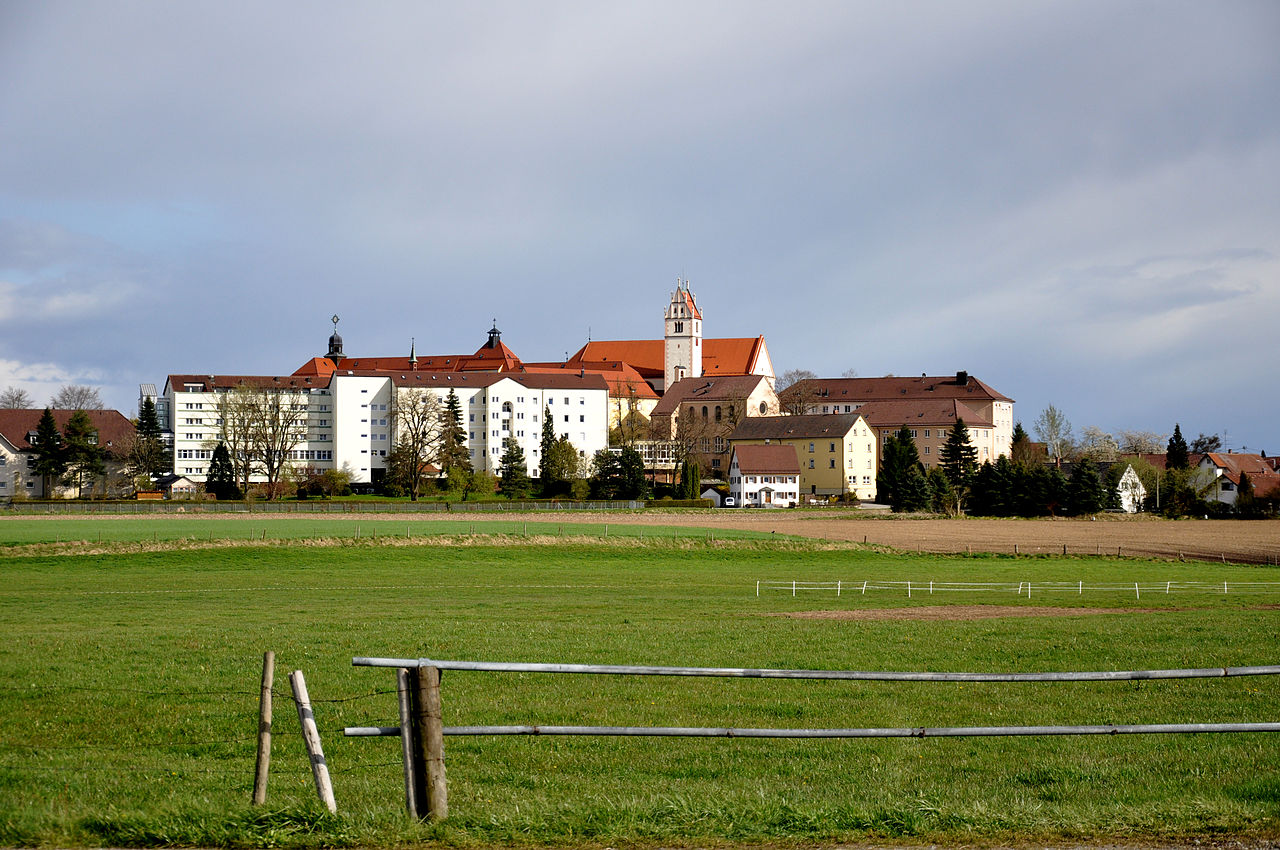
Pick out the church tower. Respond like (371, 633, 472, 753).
(663, 279, 702, 390)
(325, 314, 344, 366)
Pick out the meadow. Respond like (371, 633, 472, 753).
(0, 517, 1277, 847)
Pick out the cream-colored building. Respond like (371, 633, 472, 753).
(796, 372, 1014, 467)
(728, 413, 877, 500)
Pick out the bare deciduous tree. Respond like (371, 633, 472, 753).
(211, 383, 309, 498)
(777, 369, 819, 415)
(0, 386, 33, 409)
(1117, 429, 1167, 455)
(1033, 404, 1074, 460)
(1078, 426, 1119, 462)
(390, 387, 444, 501)
(50, 385, 104, 410)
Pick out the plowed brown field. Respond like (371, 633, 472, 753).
(446, 511, 1279, 565)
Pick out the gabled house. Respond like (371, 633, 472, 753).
(1197, 453, 1280, 506)
(728, 444, 800, 508)
(1112, 463, 1147, 513)
(0, 409, 135, 499)
(727, 413, 877, 500)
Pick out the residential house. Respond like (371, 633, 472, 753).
(727, 413, 877, 500)
(1197, 453, 1280, 506)
(0, 409, 135, 499)
(728, 444, 800, 508)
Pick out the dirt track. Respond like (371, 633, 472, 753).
(451, 511, 1280, 565)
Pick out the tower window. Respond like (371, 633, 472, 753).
(674, 321, 683, 333)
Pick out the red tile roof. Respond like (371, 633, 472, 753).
(567, 337, 769, 380)
(523, 361, 659, 399)
(732, 444, 800, 475)
(1201, 453, 1280, 486)
(652, 375, 772, 417)
(798, 373, 1013, 404)
(853, 399, 993, 429)
(729, 413, 863, 441)
(0, 409, 136, 457)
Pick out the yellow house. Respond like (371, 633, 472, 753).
(728, 413, 877, 500)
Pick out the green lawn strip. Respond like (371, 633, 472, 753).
(0, 542, 1276, 847)
(0, 516, 784, 548)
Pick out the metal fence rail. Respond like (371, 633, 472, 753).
(352, 656, 1280, 682)
(344, 657, 1279, 821)
(347, 720, 1280, 739)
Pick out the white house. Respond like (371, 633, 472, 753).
(728, 444, 800, 508)
(1113, 463, 1146, 513)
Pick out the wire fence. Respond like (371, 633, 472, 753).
(2, 499, 642, 515)
(756, 578, 1280, 600)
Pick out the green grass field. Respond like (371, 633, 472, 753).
(1, 518, 1277, 847)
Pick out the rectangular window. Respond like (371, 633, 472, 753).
(924, 430, 931, 438)
(924, 446, 930, 454)
(579, 415, 585, 422)
(829, 459, 836, 469)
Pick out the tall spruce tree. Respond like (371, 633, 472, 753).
(1010, 421, 1038, 467)
(939, 418, 979, 489)
(438, 389, 470, 476)
(62, 409, 104, 498)
(876, 426, 923, 510)
(498, 437, 532, 498)
(538, 405, 556, 494)
(206, 442, 241, 500)
(1166, 424, 1190, 470)
(1067, 457, 1108, 516)
(32, 407, 66, 496)
(131, 397, 171, 479)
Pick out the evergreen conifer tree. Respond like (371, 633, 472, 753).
(131, 397, 172, 479)
(1166, 424, 1190, 470)
(62, 409, 104, 497)
(438, 390, 471, 477)
(940, 419, 979, 488)
(1067, 457, 1107, 515)
(206, 442, 241, 500)
(876, 426, 922, 508)
(538, 405, 556, 494)
(498, 437, 532, 499)
(617, 447, 647, 500)
(32, 407, 66, 496)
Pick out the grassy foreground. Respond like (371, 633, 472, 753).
(0, 529, 1277, 847)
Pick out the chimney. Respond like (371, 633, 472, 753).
(956, 370, 968, 385)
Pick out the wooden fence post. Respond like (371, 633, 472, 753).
(413, 665, 448, 819)
(252, 651, 274, 805)
(289, 670, 337, 813)
(397, 668, 421, 819)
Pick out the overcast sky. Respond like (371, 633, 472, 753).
(2, 1, 1277, 452)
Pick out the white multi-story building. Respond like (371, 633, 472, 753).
(156, 368, 610, 489)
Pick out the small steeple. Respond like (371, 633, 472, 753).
(486, 319, 502, 349)
(326, 314, 344, 365)
(409, 337, 417, 370)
